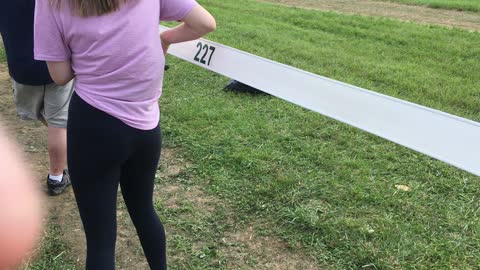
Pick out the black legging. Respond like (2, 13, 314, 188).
(67, 92, 166, 270)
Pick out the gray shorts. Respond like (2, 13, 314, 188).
(12, 79, 74, 128)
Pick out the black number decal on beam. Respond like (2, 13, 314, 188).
(200, 44, 209, 64)
(208, 46, 216, 66)
(194, 42, 202, 62)
(193, 42, 216, 66)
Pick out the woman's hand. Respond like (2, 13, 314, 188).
(160, 33, 171, 56)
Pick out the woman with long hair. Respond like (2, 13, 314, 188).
(34, 0, 216, 269)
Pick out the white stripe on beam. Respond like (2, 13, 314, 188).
(160, 26, 480, 177)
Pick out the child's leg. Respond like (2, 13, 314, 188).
(120, 125, 166, 270)
(69, 163, 120, 270)
(67, 92, 131, 270)
(43, 81, 73, 177)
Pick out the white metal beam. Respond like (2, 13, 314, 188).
(160, 26, 480, 176)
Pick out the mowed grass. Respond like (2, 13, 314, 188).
(23, 222, 77, 270)
(160, 0, 480, 269)
(376, 0, 480, 12)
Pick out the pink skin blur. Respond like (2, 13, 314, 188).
(0, 124, 43, 269)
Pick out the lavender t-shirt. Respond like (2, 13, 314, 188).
(34, 0, 197, 130)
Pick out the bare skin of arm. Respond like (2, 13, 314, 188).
(160, 5, 216, 55)
(46, 60, 74, 86)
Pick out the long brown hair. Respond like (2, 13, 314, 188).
(50, 0, 131, 17)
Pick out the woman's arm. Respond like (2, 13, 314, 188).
(160, 5, 216, 54)
(46, 61, 75, 86)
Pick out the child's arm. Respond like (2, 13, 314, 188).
(160, 5, 216, 54)
(34, 0, 74, 85)
(46, 60, 75, 86)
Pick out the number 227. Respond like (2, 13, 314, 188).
(194, 42, 216, 66)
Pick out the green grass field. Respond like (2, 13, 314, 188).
(376, 0, 480, 12)
(162, 0, 480, 268)
(25, 223, 77, 270)
(2, 0, 480, 269)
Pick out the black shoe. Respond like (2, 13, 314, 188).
(47, 170, 71, 196)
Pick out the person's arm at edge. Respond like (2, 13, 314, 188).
(0, 121, 43, 270)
